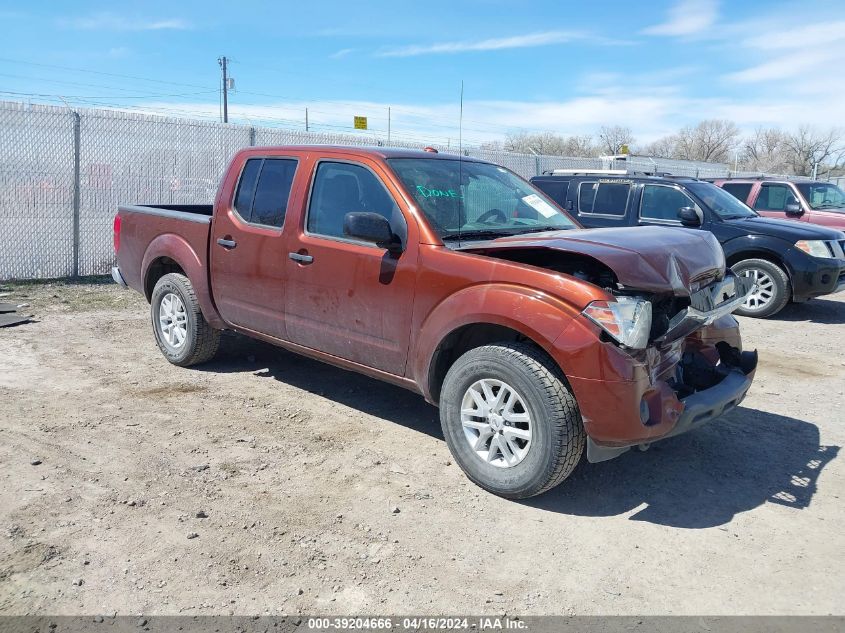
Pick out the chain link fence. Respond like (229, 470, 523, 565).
(1, 100, 739, 280)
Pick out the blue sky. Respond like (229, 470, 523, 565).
(2, 0, 844, 146)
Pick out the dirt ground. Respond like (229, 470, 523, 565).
(0, 279, 843, 616)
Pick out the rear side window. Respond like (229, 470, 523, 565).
(640, 185, 695, 222)
(721, 182, 753, 203)
(578, 181, 629, 216)
(234, 159, 261, 218)
(232, 158, 298, 228)
(533, 179, 570, 206)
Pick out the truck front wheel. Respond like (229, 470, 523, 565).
(151, 273, 220, 367)
(731, 258, 791, 318)
(439, 342, 585, 499)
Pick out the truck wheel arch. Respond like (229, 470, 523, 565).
(141, 234, 224, 329)
(725, 249, 790, 279)
(415, 285, 581, 405)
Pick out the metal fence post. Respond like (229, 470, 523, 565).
(249, 127, 256, 146)
(71, 111, 81, 279)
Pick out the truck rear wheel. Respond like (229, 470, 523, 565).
(731, 258, 791, 318)
(439, 342, 584, 499)
(151, 273, 220, 367)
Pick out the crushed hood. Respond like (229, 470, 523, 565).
(462, 226, 726, 296)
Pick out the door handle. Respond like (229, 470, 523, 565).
(217, 238, 237, 249)
(288, 252, 314, 264)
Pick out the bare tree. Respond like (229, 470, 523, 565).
(741, 127, 790, 173)
(783, 126, 845, 176)
(673, 119, 740, 163)
(597, 125, 635, 155)
(499, 131, 596, 157)
(641, 135, 678, 159)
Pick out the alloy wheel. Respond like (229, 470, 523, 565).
(460, 379, 532, 468)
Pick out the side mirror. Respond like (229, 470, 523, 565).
(343, 212, 402, 252)
(785, 202, 803, 216)
(678, 206, 703, 227)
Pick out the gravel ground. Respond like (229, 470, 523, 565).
(0, 280, 843, 616)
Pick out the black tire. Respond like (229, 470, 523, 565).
(439, 342, 585, 499)
(150, 273, 220, 367)
(731, 258, 791, 318)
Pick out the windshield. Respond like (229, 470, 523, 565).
(387, 158, 577, 240)
(686, 182, 757, 219)
(796, 183, 845, 210)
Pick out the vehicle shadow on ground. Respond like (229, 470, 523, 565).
(199, 332, 443, 439)
(201, 334, 838, 530)
(770, 298, 845, 325)
(525, 407, 839, 528)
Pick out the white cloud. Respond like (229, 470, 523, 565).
(377, 31, 596, 57)
(724, 48, 838, 83)
(741, 20, 845, 50)
(642, 0, 719, 36)
(722, 16, 845, 87)
(60, 13, 191, 31)
(330, 48, 356, 59)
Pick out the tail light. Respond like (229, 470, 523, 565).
(113, 215, 121, 253)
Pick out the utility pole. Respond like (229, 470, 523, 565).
(388, 106, 391, 145)
(305, 107, 309, 132)
(218, 56, 229, 123)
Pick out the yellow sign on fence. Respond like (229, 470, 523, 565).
(354, 116, 368, 130)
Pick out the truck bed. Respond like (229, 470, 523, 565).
(115, 204, 212, 299)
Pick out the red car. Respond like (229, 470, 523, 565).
(112, 146, 756, 498)
(713, 178, 845, 230)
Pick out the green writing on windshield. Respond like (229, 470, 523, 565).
(416, 185, 462, 199)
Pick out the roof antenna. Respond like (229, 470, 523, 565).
(457, 80, 464, 248)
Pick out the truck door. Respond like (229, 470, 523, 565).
(283, 158, 417, 376)
(637, 183, 702, 228)
(752, 183, 808, 222)
(210, 156, 299, 340)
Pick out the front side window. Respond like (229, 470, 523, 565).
(232, 158, 297, 228)
(640, 185, 695, 222)
(754, 184, 798, 212)
(578, 182, 629, 216)
(307, 161, 403, 241)
(796, 182, 845, 210)
(686, 182, 757, 219)
(388, 158, 576, 240)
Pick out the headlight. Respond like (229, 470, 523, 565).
(795, 240, 833, 258)
(582, 296, 652, 349)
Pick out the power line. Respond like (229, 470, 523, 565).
(0, 57, 214, 90)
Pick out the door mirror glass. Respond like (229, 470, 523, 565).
(343, 212, 401, 251)
(678, 206, 702, 227)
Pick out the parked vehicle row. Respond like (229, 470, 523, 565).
(113, 146, 759, 498)
(531, 171, 845, 318)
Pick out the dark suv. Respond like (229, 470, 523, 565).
(531, 170, 845, 318)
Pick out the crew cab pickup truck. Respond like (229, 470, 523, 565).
(532, 171, 845, 318)
(113, 146, 757, 499)
(711, 178, 845, 230)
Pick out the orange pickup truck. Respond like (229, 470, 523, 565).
(113, 146, 756, 498)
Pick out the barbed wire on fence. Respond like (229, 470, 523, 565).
(0, 99, 783, 280)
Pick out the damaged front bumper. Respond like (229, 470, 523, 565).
(586, 347, 758, 463)
(557, 271, 759, 464)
